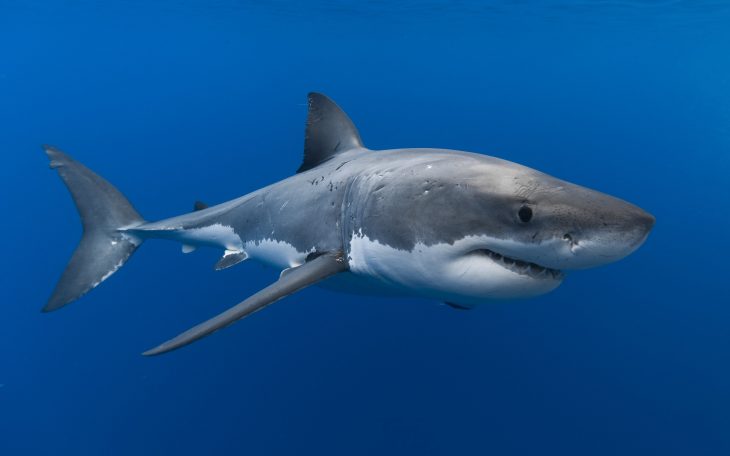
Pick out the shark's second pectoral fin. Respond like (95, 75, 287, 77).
(444, 301, 474, 310)
(143, 251, 348, 356)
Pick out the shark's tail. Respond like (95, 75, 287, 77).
(43, 145, 145, 312)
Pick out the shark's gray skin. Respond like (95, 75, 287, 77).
(44, 93, 655, 355)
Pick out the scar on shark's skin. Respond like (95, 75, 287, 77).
(43, 93, 655, 355)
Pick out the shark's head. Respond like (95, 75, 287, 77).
(346, 150, 655, 305)
(442, 153, 655, 301)
(475, 167, 655, 271)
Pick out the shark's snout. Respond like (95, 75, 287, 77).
(635, 209, 656, 238)
(624, 208, 655, 251)
(559, 199, 655, 269)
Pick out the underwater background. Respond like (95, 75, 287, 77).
(2, 1, 730, 454)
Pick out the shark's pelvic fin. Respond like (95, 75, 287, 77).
(297, 92, 365, 173)
(143, 251, 348, 356)
(43, 146, 145, 312)
(444, 301, 474, 311)
(214, 250, 248, 270)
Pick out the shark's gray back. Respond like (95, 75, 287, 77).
(155, 147, 507, 253)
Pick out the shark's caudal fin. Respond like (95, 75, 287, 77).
(44, 146, 144, 312)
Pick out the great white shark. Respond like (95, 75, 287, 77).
(44, 93, 655, 355)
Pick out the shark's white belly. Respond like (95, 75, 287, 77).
(169, 225, 561, 304)
(346, 232, 562, 305)
(160, 223, 244, 251)
(169, 225, 311, 271)
(243, 238, 312, 270)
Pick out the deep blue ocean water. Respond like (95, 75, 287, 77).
(2, 1, 730, 454)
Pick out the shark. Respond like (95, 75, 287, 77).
(44, 93, 655, 355)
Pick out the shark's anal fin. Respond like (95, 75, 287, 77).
(143, 251, 349, 356)
(214, 250, 248, 270)
(182, 244, 197, 254)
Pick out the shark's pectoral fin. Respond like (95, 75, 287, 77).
(143, 251, 348, 356)
(214, 250, 248, 270)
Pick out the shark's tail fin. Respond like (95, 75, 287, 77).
(43, 145, 145, 312)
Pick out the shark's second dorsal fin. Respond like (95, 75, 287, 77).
(297, 93, 364, 173)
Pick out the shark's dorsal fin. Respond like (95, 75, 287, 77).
(297, 92, 364, 173)
(193, 201, 208, 211)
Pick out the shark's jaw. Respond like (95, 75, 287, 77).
(470, 248, 564, 281)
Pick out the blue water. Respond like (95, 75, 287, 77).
(2, 1, 730, 454)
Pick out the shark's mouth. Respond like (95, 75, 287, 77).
(473, 248, 563, 280)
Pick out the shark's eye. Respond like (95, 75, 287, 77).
(518, 205, 533, 223)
